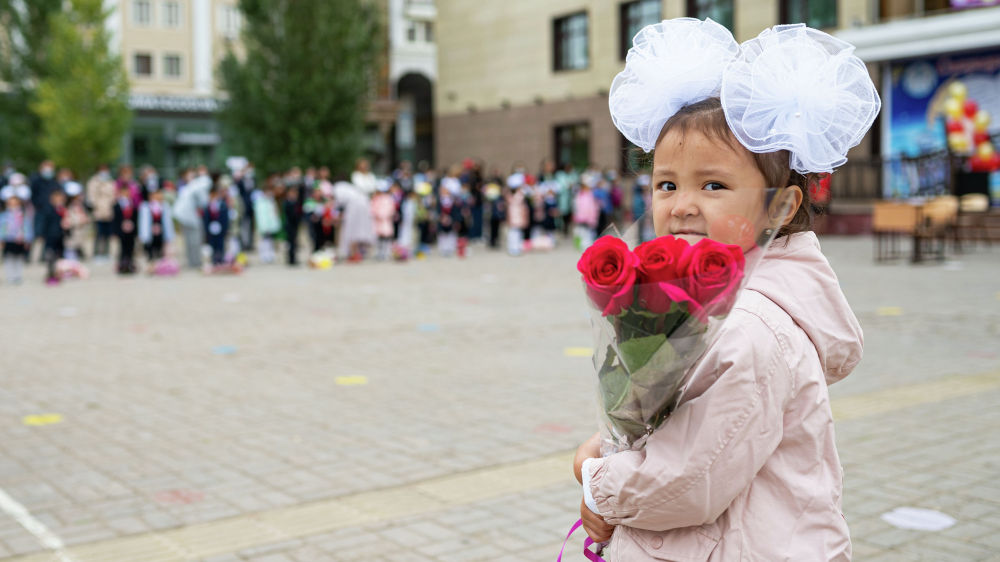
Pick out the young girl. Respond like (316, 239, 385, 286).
(138, 189, 175, 264)
(574, 19, 878, 560)
(62, 182, 90, 262)
(0, 189, 33, 284)
(253, 184, 281, 264)
(370, 182, 396, 260)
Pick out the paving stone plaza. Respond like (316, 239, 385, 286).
(0, 236, 998, 561)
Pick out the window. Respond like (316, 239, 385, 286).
(554, 122, 590, 170)
(220, 5, 241, 38)
(133, 0, 152, 25)
(163, 1, 182, 27)
(687, 0, 733, 31)
(553, 12, 589, 71)
(780, 0, 836, 28)
(407, 21, 417, 41)
(134, 53, 153, 76)
(620, 0, 661, 60)
(424, 21, 434, 43)
(164, 54, 182, 78)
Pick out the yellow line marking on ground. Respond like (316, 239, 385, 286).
(876, 306, 904, 316)
(564, 347, 593, 357)
(334, 375, 368, 386)
(10, 372, 1000, 562)
(832, 371, 1000, 422)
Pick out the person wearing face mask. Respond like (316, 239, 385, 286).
(29, 160, 59, 261)
(87, 164, 118, 261)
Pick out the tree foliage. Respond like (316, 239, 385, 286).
(30, 0, 131, 178)
(0, 0, 62, 168)
(219, 0, 381, 175)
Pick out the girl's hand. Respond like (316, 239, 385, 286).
(580, 497, 615, 542)
(573, 431, 602, 483)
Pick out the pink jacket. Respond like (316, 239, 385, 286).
(585, 232, 862, 561)
(574, 190, 599, 227)
(371, 193, 396, 238)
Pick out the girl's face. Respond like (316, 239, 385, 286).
(651, 128, 772, 250)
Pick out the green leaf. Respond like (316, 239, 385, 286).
(618, 333, 667, 373)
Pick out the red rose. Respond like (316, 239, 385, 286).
(681, 239, 746, 319)
(634, 236, 692, 314)
(577, 236, 639, 316)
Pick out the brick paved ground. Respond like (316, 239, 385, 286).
(0, 235, 998, 561)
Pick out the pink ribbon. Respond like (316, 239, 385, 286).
(557, 519, 607, 562)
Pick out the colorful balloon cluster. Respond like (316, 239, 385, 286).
(944, 81, 999, 172)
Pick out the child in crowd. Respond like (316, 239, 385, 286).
(371, 181, 396, 261)
(282, 184, 303, 266)
(572, 177, 599, 250)
(62, 182, 90, 262)
(112, 184, 138, 274)
(573, 19, 878, 559)
(138, 188, 174, 264)
(38, 189, 68, 284)
(505, 182, 528, 256)
(436, 186, 459, 257)
(395, 187, 417, 260)
(0, 188, 33, 284)
(203, 186, 230, 267)
(253, 184, 281, 264)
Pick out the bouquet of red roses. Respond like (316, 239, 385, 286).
(577, 234, 749, 452)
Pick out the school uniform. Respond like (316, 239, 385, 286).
(112, 197, 138, 273)
(203, 199, 230, 265)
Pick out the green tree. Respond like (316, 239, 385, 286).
(0, 0, 62, 168)
(219, 0, 381, 174)
(30, 0, 131, 179)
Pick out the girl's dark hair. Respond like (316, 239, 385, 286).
(654, 97, 815, 237)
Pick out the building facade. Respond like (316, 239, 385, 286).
(434, 0, 1000, 183)
(387, 0, 437, 168)
(106, 0, 242, 177)
(108, 0, 412, 177)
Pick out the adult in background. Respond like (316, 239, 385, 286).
(234, 162, 257, 251)
(139, 165, 162, 201)
(86, 164, 117, 261)
(333, 179, 376, 262)
(351, 158, 378, 196)
(30, 160, 59, 260)
(172, 167, 211, 268)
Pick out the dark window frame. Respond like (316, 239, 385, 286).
(620, 0, 662, 60)
(779, 0, 837, 28)
(552, 11, 590, 72)
(134, 53, 153, 76)
(685, 0, 734, 31)
(554, 121, 591, 171)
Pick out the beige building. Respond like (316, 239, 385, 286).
(106, 0, 243, 175)
(434, 0, 998, 183)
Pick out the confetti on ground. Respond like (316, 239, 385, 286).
(153, 489, 205, 505)
(131, 324, 147, 334)
(335, 375, 368, 386)
(564, 347, 593, 357)
(58, 307, 78, 318)
(417, 324, 440, 333)
(877, 307, 903, 317)
(881, 507, 955, 531)
(212, 345, 238, 355)
(222, 293, 241, 303)
(22, 413, 63, 426)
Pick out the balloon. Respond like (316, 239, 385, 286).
(964, 100, 979, 119)
(977, 142, 995, 159)
(946, 119, 964, 133)
(948, 132, 970, 152)
(947, 81, 967, 103)
(944, 98, 964, 119)
(973, 110, 991, 131)
(991, 153, 1000, 171)
(974, 131, 990, 145)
